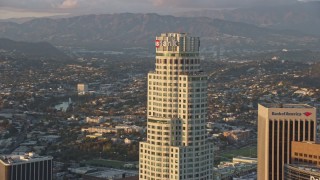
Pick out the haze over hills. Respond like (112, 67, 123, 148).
(0, 13, 319, 51)
(177, 1, 320, 36)
(0, 38, 67, 59)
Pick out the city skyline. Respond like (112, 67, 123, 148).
(0, 1, 319, 178)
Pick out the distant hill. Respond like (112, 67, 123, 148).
(0, 38, 67, 59)
(223, 49, 320, 62)
(0, 13, 319, 51)
(177, 1, 320, 36)
(0, 17, 38, 24)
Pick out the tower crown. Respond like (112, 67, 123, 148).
(155, 33, 200, 53)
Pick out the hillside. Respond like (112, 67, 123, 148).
(0, 13, 319, 51)
(0, 38, 67, 59)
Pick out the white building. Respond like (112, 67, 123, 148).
(115, 125, 143, 133)
(81, 127, 117, 134)
(139, 33, 214, 180)
(77, 83, 88, 95)
(124, 138, 133, 144)
(86, 116, 106, 123)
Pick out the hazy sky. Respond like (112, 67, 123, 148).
(0, 0, 317, 19)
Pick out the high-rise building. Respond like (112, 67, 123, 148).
(77, 83, 88, 95)
(0, 152, 53, 180)
(257, 103, 316, 180)
(139, 33, 213, 180)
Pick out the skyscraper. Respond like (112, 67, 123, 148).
(257, 103, 316, 180)
(139, 33, 213, 180)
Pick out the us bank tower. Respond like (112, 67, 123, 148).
(139, 33, 213, 180)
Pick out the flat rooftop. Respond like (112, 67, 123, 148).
(287, 164, 320, 173)
(233, 156, 257, 161)
(86, 168, 138, 179)
(0, 153, 52, 166)
(260, 103, 314, 109)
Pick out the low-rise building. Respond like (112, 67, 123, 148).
(223, 130, 250, 142)
(213, 156, 257, 180)
(291, 141, 320, 167)
(285, 164, 320, 180)
(82, 127, 117, 134)
(79, 168, 138, 180)
(115, 125, 143, 133)
(86, 116, 106, 124)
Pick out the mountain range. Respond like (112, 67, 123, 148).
(177, 1, 320, 36)
(0, 12, 319, 51)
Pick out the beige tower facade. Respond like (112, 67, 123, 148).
(139, 33, 213, 180)
(257, 104, 316, 180)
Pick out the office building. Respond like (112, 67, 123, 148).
(77, 83, 88, 95)
(257, 103, 316, 180)
(213, 156, 257, 180)
(0, 152, 53, 180)
(139, 33, 213, 180)
(291, 141, 320, 167)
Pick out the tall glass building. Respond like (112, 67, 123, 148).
(139, 33, 213, 180)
